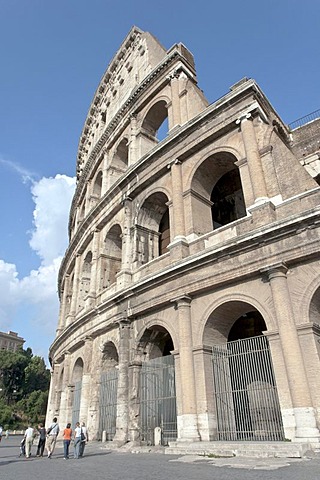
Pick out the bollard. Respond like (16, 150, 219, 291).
(154, 427, 162, 446)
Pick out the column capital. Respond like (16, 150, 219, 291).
(261, 262, 288, 280)
(236, 112, 252, 125)
(171, 294, 192, 308)
(167, 158, 182, 169)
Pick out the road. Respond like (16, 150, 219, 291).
(1, 436, 320, 480)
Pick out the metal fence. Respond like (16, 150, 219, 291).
(140, 355, 177, 445)
(71, 380, 82, 427)
(212, 335, 285, 441)
(288, 108, 320, 130)
(98, 369, 118, 441)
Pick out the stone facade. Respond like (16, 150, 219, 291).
(0, 330, 25, 352)
(47, 27, 320, 447)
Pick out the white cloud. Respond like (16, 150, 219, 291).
(0, 260, 20, 330)
(29, 175, 76, 265)
(0, 157, 37, 184)
(0, 174, 76, 358)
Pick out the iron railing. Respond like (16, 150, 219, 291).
(288, 109, 320, 130)
(212, 335, 285, 441)
(98, 369, 118, 441)
(140, 355, 177, 445)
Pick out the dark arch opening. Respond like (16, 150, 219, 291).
(159, 208, 170, 255)
(211, 169, 246, 229)
(228, 311, 267, 342)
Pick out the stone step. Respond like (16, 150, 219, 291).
(165, 441, 312, 458)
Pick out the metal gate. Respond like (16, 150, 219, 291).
(140, 355, 177, 445)
(98, 369, 118, 441)
(71, 380, 82, 427)
(212, 335, 285, 441)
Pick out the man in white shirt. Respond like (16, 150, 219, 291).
(24, 424, 34, 458)
(46, 417, 60, 458)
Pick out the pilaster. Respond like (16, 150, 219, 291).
(172, 295, 200, 441)
(113, 319, 131, 444)
(263, 263, 320, 442)
(236, 113, 268, 205)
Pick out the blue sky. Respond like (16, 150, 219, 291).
(0, 0, 319, 362)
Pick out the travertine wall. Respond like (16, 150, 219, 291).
(47, 27, 320, 447)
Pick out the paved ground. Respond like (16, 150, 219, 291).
(1, 436, 320, 480)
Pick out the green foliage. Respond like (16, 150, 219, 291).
(0, 347, 50, 428)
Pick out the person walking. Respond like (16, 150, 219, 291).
(0, 425, 3, 443)
(46, 417, 60, 458)
(24, 424, 34, 458)
(63, 423, 72, 459)
(73, 422, 81, 459)
(79, 422, 89, 457)
(36, 423, 46, 457)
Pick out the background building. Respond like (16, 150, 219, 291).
(0, 331, 25, 352)
(47, 27, 320, 449)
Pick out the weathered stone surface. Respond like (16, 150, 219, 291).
(47, 27, 320, 452)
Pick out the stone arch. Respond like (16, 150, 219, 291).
(136, 323, 175, 361)
(71, 357, 84, 383)
(78, 251, 92, 309)
(134, 191, 170, 265)
(138, 99, 169, 156)
(100, 341, 119, 371)
(71, 357, 84, 426)
(203, 299, 283, 441)
(101, 224, 123, 287)
(309, 284, 320, 324)
(112, 138, 129, 170)
(189, 150, 246, 235)
(108, 138, 129, 185)
(55, 366, 64, 414)
(78, 200, 86, 225)
(92, 170, 103, 198)
(202, 300, 268, 347)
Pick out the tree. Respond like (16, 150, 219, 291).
(23, 356, 50, 396)
(0, 350, 29, 403)
(0, 347, 50, 428)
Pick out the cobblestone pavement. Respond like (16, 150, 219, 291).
(1, 436, 320, 480)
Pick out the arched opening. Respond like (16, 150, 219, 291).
(203, 301, 284, 441)
(108, 139, 129, 186)
(99, 342, 119, 441)
(142, 101, 168, 139)
(190, 152, 246, 236)
(138, 101, 169, 156)
(159, 208, 170, 255)
(309, 285, 320, 360)
(228, 311, 267, 342)
(55, 367, 64, 414)
(112, 138, 129, 170)
(102, 224, 122, 287)
(135, 192, 170, 266)
(78, 201, 86, 225)
(211, 169, 246, 229)
(91, 170, 103, 208)
(71, 358, 84, 426)
(78, 251, 92, 310)
(138, 325, 174, 361)
(101, 342, 119, 370)
(137, 325, 176, 445)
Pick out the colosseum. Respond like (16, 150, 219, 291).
(47, 27, 320, 452)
